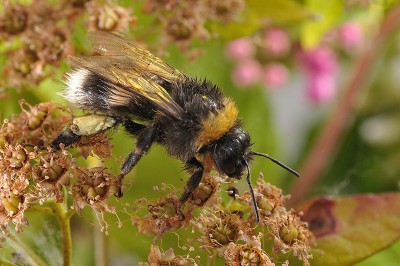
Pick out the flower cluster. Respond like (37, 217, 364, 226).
(227, 21, 365, 104)
(139, 244, 199, 266)
(135, 173, 314, 265)
(0, 0, 134, 88)
(0, 101, 116, 232)
(298, 21, 364, 104)
(226, 28, 291, 90)
(0, 101, 313, 264)
(142, 0, 245, 51)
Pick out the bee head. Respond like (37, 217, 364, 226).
(210, 125, 299, 223)
(212, 126, 253, 179)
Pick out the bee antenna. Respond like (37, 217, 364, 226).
(243, 158, 260, 223)
(251, 151, 300, 177)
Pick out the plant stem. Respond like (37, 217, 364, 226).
(53, 202, 74, 266)
(288, 6, 400, 206)
(207, 249, 217, 266)
(93, 211, 108, 266)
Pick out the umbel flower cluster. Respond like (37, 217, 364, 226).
(0, 101, 313, 265)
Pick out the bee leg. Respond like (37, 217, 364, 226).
(52, 115, 117, 149)
(121, 118, 146, 135)
(176, 159, 204, 219)
(52, 128, 81, 149)
(117, 124, 158, 197)
(179, 158, 204, 204)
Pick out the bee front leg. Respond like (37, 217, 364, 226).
(118, 124, 158, 197)
(179, 158, 204, 204)
(176, 158, 204, 219)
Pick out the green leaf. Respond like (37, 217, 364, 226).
(298, 193, 400, 266)
(212, 0, 312, 39)
(300, 0, 344, 48)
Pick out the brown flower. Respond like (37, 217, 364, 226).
(268, 209, 314, 266)
(239, 175, 288, 223)
(87, 2, 135, 32)
(194, 207, 250, 250)
(0, 144, 32, 173)
(132, 189, 191, 239)
(32, 150, 73, 202)
(223, 234, 275, 266)
(139, 244, 198, 266)
(74, 133, 113, 159)
(0, 173, 30, 231)
(72, 167, 117, 213)
(188, 173, 221, 207)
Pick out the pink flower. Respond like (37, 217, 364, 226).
(262, 63, 288, 89)
(298, 46, 338, 103)
(231, 59, 262, 87)
(299, 46, 337, 74)
(263, 28, 291, 57)
(226, 38, 255, 61)
(338, 22, 364, 51)
(307, 73, 336, 104)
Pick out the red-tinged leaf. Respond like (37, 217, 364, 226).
(298, 193, 400, 266)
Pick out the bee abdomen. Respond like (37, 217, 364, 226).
(62, 69, 111, 112)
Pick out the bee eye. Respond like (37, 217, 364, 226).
(222, 161, 238, 177)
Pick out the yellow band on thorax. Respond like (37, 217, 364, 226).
(195, 98, 238, 150)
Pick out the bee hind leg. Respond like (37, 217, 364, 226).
(52, 128, 81, 149)
(117, 124, 158, 197)
(52, 114, 117, 149)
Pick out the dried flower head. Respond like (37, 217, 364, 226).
(206, 0, 245, 22)
(8, 100, 73, 146)
(144, 0, 244, 50)
(194, 207, 250, 250)
(72, 167, 117, 213)
(188, 173, 221, 207)
(237, 176, 284, 223)
(1, 0, 79, 87)
(87, 2, 135, 32)
(132, 187, 192, 239)
(267, 209, 314, 265)
(74, 133, 113, 159)
(224, 234, 275, 266)
(32, 149, 73, 202)
(0, 144, 30, 172)
(0, 1, 28, 37)
(139, 244, 198, 266)
(0, 173, 30, 231)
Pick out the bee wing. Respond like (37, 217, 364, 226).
(87, 31, 184, 83)
(69, 33, 186, 119)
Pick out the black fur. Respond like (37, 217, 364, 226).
(156, 78, 226, 161)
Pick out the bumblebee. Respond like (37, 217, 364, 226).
(53, 32, 299, 222)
